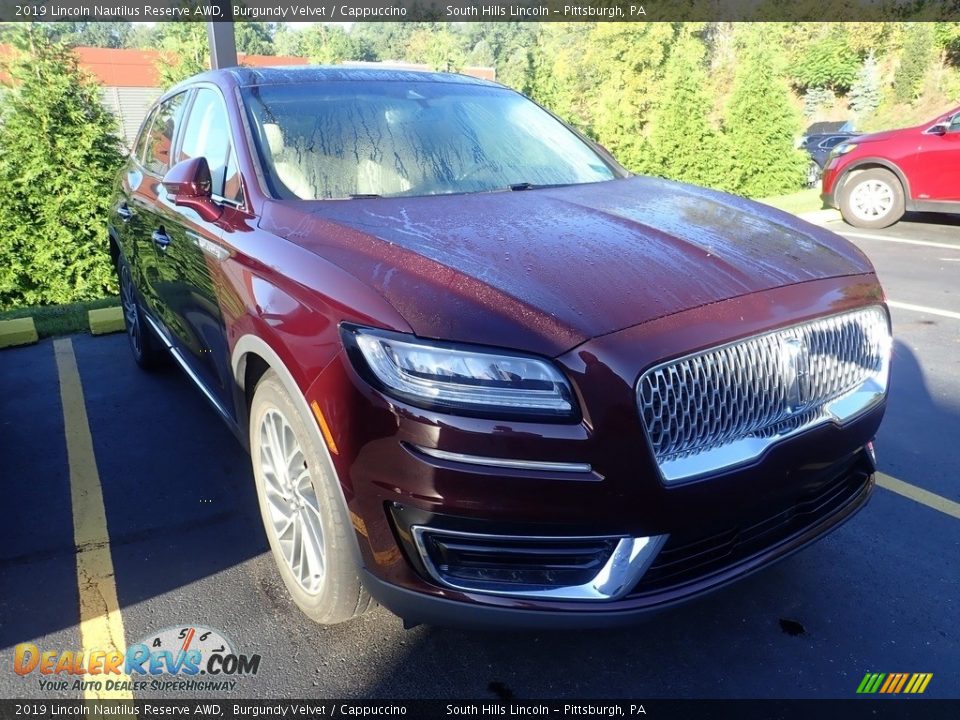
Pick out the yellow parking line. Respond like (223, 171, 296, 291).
(876, 472, 960, 521)
(54, 338, 132, 700)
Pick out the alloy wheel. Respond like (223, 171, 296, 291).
(258, 408, 326, 595)
(119, 263, 142, 356)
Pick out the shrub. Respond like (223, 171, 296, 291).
(894, 23, 935, 104)
(648, 34, 729, 190)
(0, 27, 123, 310)
(724, 31, 807, 198)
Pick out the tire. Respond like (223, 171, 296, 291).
(838, 168, 905, 229)
(249, 370, 373, 625)
(806, 161, 822, 189)
(117, 255, 167, 370)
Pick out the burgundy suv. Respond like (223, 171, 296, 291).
(822, 105, 960, 228)
(110, 68, 891, 627)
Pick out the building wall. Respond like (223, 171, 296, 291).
(100, 86, 163, 149)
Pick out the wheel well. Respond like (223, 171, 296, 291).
(839, 162, 907, 196)
(241, 352, 271, 408)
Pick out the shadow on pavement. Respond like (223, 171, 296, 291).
(0, 333, 267, 650)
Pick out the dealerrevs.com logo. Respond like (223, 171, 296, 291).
(13, 625, 261, 693)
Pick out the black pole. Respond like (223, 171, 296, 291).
(207, 9, 238, 69)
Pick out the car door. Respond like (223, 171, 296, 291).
(914, 112, 960, 202)
(114, 106, 156, 295)
(127, 92, 190, 329)
(151, 86, 243, 418)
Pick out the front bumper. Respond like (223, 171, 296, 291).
(305, 276, 887, 627)
(362, 456, 874, 629)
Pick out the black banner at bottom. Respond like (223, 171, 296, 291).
(1, 700, 959, 720)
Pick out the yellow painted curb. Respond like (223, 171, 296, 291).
(88, 306, 124, 336)
(0, 317, 38, 348)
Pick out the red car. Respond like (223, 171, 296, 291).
(822, 105, 960, 228)
(110, 68, 891, 627)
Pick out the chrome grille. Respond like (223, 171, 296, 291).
(637, 306, 891, 483)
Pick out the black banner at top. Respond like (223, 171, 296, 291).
(1, 0, 960, 22)
(0, 700, 958, 720)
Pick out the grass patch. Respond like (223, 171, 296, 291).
(758, 188, 826, 216)
(0, 296, 120, 339)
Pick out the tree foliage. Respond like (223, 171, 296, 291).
(790, 27, 861, 92)
(0, 26, 124, 309)
(155, 23, 208, 87)
(648, 34, 729, 189)
(894, 23, 935, 103)
(849, 51, 881, 120)
(724, 28, 807, 197)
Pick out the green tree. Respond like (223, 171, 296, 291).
(155, 23, 208, 87)
(648, 34, 728, 189)
(802, 86, 835, 118)
(894, 23, 935, 103)
(467, 39, 495, 68)
(724, 29, 806, 197)
(406, 26, 467, 71)
(790, 27, 860, 92)
(848, 51, 881, 121)
(235, 22, 276, 56)
(0, 27, 124, 309)
(298, 25, 373, 64)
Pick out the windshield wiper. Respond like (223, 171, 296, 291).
(509, 182, 536, 191)
(347, 193, 381, 199)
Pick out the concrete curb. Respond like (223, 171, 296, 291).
(88, 307, 125, 336)
(798, 208, 841, 224)
(0, 317, 39, 349)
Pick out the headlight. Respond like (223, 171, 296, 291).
(341, 325, 577, 420)
(832, 142, 858, 156)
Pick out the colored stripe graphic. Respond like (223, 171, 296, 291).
(857, 672, 932, 694)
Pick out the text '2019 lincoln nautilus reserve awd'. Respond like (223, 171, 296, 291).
(109, 67, 891, 628)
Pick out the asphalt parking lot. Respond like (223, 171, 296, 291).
(0, 212, 957, 701)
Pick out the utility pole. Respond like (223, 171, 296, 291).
(207, 11, 238, 70)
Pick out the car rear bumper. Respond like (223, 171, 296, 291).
(361, 458, 875, 629)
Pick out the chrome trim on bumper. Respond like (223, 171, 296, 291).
(411, 526, 668, 602)
(413, 445, 592, 474)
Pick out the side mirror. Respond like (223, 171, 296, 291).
(929, 123, 949, 136)
(162, 157, 222, 222)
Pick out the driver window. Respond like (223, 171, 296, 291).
(949, 113, 960, 132)
(179, 88, 241, 202)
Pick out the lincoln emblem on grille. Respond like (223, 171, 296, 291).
(781, 336, 811, 414)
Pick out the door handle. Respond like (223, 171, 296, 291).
(151, 228, 171, 250)
(117, 204, 133, 222)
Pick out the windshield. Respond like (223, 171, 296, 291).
(241, 81, 618, 200)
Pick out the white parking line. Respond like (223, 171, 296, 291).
(836, 229, 960, 252)
(887, 300, 960, 322)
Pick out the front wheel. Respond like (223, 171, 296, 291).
(249, 370, 373, 625)
(117, 256, 166, 370)
(838, 168, 905, 229)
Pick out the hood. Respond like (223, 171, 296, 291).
(260, 176, 874, 357)
(847, 128, 907, 144)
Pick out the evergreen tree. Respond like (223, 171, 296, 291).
(849, 51, 881, 121)
(894, 23, 935, 104)
(802, 87, 835, 118)
(724, 30, 807, 197)
(467, 40, 495, 68)
(0, 27, 124, 309)
(648, 35, 728, 189)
